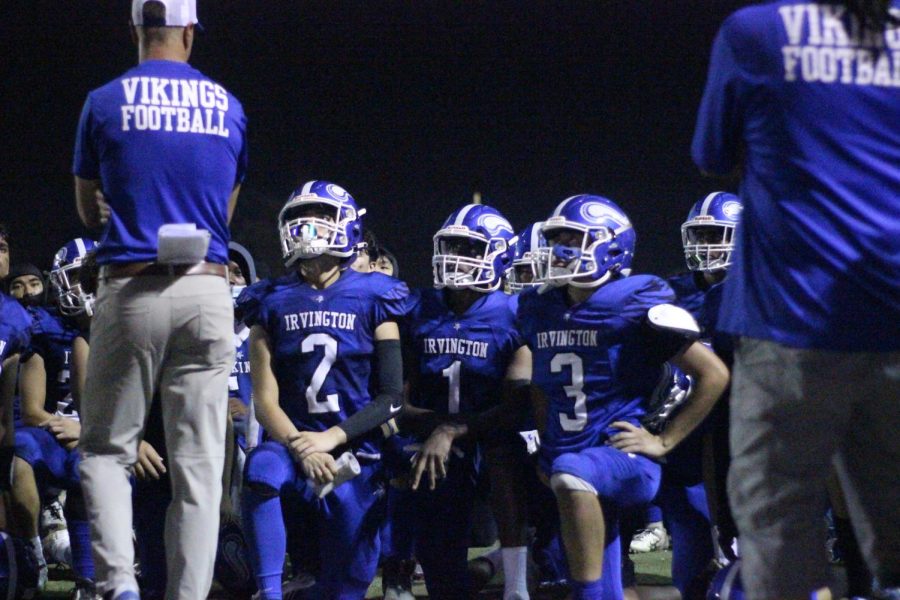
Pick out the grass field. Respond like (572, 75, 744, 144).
(44, 548, 676, 598)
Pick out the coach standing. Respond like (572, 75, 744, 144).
(693, 1, 899, 598)
(72, 1, 248, 598)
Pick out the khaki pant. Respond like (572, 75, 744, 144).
(79, 274, 233, 599)
(728, 337, 900, 599)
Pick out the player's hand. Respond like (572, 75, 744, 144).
(134, 440, 166, 480)
(410, 425, 455, 491)
(41, 416, 81, 449)
(288, 428, 345, 461)
(228, 398, 249, 421)
(300, 452, 338, 485)
(608, 421, 667, 458)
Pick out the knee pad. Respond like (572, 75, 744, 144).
(549, 472, 597, 496)
(243, 444, 291, 493)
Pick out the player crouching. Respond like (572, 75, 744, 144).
(517, 194, 729, 599)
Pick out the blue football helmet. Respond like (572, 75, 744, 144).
(539, 194, 636, 288)
(682, 192, 743, 272)
(432, 204, 516, 292)
(508, 221, 547, 292)
(278, 180, 366, 267)
(50, 238, 98, 316)
(707, 561, 745, 600)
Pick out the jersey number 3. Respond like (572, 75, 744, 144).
(302, 333, 340, 414)
(551, 352, 587, 431)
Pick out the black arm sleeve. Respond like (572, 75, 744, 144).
(338, 339, 404, 442)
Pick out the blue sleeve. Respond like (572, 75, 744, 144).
(72, 95, 100, 180)
(233, 101, 249, 186)
(515, 290, 535, 346)
(374, 279, 411, 326)
(236, 282, 270, 331)
(692, 17, 745, 176)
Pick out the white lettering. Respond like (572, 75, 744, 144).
(122, 78, 140, 104)
(779, 5, 807, 45)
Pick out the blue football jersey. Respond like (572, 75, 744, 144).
(238, 270, 409, 456)
(21, 307, 80, 415)
(406, 289, 524, 417)
(0, 294, 33, 376)
(667, 272, 732, 364)
(230, 324, 253, 447)
(517, 275, 690, 465)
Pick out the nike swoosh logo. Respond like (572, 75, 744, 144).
(389, 404, 403, 415)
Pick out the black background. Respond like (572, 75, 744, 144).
(0, 1, 750, 288)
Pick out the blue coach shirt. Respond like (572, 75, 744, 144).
(73, 60, 248, 265)
(692, 1, 900, 351)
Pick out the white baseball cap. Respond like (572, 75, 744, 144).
(132, 0, 200, 28)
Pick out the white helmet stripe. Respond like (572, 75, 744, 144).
(531, 221, 544, 248)
(553, 196, 579, 217)
(75, 238, 87, 257)
(453, 204, 477, 226)
(700, 192, 720, 216)
(300, 180, 316, 195)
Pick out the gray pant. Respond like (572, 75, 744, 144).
(79, 274, 233, 599)
(728, 337, 900, 599)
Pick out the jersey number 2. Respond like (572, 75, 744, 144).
(551, 352, 587, 432)
(302, 333, 340, 414)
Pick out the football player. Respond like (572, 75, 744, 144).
(517, 194, 729, 599)
(6, 264, 45, 308)
(239, 181, 408, 599)
(399, 203, 533, 600)
(11, 239, 98, 598)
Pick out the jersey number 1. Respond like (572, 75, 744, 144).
(302, 333, 340, 414)
(550, 352, 587, 431)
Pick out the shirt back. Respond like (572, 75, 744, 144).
(692, 1, 900, 351)
(73, 60, 248, 265)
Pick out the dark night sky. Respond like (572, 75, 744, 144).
(0, 1, 750, 289)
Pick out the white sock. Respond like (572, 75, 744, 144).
(28, 536, 47, 567)
(501, 546, 529, 600)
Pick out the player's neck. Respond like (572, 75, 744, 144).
(702, 270, 726, 287)
(566, 285, 595, 305)
(298, 258, 342, 290)
(445, 288, 482, 315)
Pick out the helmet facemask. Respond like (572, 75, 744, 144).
(50, 263, 94, 317)
(279, 198, 363, 267)
(539, 223, 615, 289)
(508, 252, 542, 292)
(432, 229, 508, 293)
(682, 221, 736, 272)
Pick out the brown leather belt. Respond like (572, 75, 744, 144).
(100, 262, 228, 279)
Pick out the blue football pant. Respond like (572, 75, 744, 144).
(14, 427, 95, 582)
(242, 442, 385, 600)
(549, 445, 661, 599)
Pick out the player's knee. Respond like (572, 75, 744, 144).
(243, 444, 289, 491)
(549, 472, 597, 497)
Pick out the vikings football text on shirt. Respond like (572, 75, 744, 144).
(778, 3, 900, 86)
(119, 77, 231, 137)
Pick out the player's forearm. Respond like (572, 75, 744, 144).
(253, 397, 299, 446)
(23, 407, 55, 428)
(659, 362, 729, 451)
(338, 339, 403, 441)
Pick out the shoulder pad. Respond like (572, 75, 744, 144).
(647, 304, 700, 338)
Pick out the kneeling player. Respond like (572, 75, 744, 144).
(517, 195, 729, 599)
(402, 203, 532, 600)
(239, 181, 408, 599)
